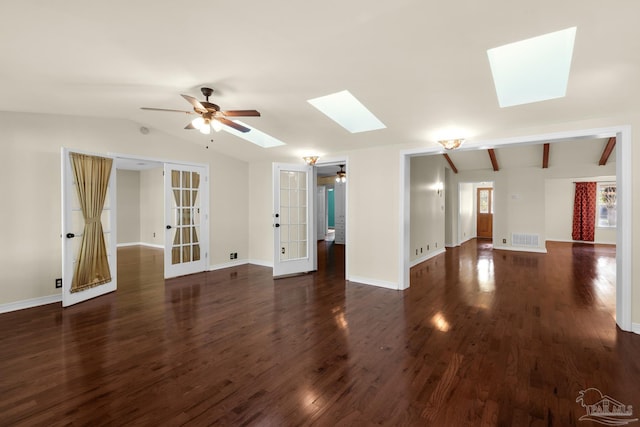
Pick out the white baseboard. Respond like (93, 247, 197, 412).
(410, 248, 446, 268)
(117, 242, 164, 249)
(248, 259, 274, 268)
(632, 323, 640, 335)
(493, 245, 548, 254)
(0, 294, 61, 314)
(347, 275, 399, 290)
(209, 259, 248, 271)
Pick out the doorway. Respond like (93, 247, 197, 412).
(315, 161, 348, 277)
(114, 155, 210, 280)
(477, 187, 493, 239)
(400, 125, 632, 332)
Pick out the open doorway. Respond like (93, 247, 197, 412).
(114, 155, 210, 282)
(315, 161, 348, 277)
(400, 126, 631, 332)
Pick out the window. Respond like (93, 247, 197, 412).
(597, 182, 616, 228)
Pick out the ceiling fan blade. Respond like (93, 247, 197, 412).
(222, 110, 261, 117)
(184, 122, 196, 130)
(219, 118, 251, 133)
(181, 94, 207, 113)
(140, 107, 193, 114)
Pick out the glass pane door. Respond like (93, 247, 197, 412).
(165, 164, 207, 278)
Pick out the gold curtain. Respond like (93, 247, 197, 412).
(70, 153, 113, 293)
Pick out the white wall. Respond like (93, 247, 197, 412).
(444, 168, 456, 247)
(458, 182, 475, 244)
(116, 170, 141, 244)
(410, 155, 446, 263)
(0, 111, 249, 306)
(140, 167, 164, 247)
(248, 161, 273, 266)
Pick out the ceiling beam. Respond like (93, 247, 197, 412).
(488, 149, 499, 171)
(442, 154, 458, 174)
(542, 143, 550, 169)
(599, 137, 616, 166)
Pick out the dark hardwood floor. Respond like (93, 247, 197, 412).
(1, 240, 638, 426)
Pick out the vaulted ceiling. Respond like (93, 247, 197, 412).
(443, 137, 615, 172)
(1, 1, 638, 162)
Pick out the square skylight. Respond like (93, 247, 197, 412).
(487, 27, 577, 108)
(223, 120, 286, 148)
(307, 90, 386, 133)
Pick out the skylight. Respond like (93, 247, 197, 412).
(487, 27, 577, 108)
(307, 90, 386, 133)
(222, 121, 286, 148)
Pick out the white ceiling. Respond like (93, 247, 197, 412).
(1, 1, 639, 162)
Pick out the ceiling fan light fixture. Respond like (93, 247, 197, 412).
(211, 119, 223, 132)
(438, 139, 465, 150)
(199, 121, 211, 135)
(192, 117, 205, 129)
(336, 164, 347, 183)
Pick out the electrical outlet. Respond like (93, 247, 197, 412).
(55, 278, 62, 289)
(233, 253, 238, 259)
(420, 247, 423, 253)
(153, 232, 156, 238)
(427, 244, 430, 250)
(230, 252, 234, 260)
(503, 238, 507, 244)
(435, 242, 437, 248)
(416, 249, 418, 255)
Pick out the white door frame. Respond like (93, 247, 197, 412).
(400, 126, 633, 332)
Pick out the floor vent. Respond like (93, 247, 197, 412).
(512, 233, 539, 247)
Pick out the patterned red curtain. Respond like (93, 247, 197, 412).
(572, 182, 597, 241)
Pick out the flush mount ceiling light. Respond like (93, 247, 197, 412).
(307, 90, 386, 133)
(487, 27, 577, 108)
(336, 164, 347, 183)
(437, 139, 465, 150)
(303, 156, 319, 165)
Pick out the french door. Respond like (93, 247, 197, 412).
(61, 148, 117, 307)
(164, 163, 208, 278)
(273, 163, 316, 277)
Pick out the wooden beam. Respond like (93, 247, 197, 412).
(488, 149, 499, 171)
(442, 153, 458, 174)
(599, 137, 616, 166)
(542, 143, 550, 169)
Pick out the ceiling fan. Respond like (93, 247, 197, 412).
(141, 87, 260, 134)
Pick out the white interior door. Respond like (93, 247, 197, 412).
(61, 148, 117, 307)
(164, 163, 208, 278)
(273, 163, 316, 276)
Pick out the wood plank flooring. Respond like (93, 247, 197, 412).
(1, 240, 639, 426)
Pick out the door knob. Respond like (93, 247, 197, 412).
(66, 233, 75, 238)
(166, 225, 172, 229)
(275, 223, 280, 228)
